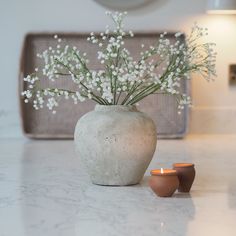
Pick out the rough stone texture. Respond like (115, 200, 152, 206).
(74, 105, 157, 186)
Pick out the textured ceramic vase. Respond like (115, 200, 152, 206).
(173, 163, 195, 192)
(149, 169, 179, 197)
(74, 105, 157, 186)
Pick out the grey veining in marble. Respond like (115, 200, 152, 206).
(0, 136, 236, 236)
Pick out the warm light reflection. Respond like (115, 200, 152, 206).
(173, 163, 194, 168)
(151, 169, 178, 176)
(207, 10, 236, 14)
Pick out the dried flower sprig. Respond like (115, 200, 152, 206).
(22, 12, 216, 114)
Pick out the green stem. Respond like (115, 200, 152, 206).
(126, 84, 156, 105)
(121, 82, 141, 105)
(115, 90, 122, 105)
(55, 58, 107, 105)
(39, 88, 104, 104)
(128, 85, 160, 105)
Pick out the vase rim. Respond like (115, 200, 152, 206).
(150, 169, 178, 176)
(95, 104, 137, 112)
(173, 163, 194, 168)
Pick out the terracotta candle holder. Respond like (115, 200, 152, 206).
(173, 163, 195, 192)
(149, 169, 179, 197)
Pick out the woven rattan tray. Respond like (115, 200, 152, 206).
(19, 33, 189, 139)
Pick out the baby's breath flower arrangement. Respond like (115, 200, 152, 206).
(22, 12, 216, 114)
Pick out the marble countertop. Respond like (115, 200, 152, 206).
(0, 135, 236, 236)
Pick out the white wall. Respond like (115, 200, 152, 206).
(0, 0, 236, 137)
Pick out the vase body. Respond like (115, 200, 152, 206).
(149, 175, 179, 197)
(74, 105, 157, 186)
(173, 163, 195, 192)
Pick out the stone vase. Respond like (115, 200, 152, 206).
(74, 105, 157, 186)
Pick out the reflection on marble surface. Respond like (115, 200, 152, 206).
(0, 136, 236, 236)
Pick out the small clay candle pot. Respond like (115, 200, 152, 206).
(173, 163, 195, 192)
(149, 169, 179, 197)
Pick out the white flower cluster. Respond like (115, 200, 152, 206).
(22, 12, 216, 113)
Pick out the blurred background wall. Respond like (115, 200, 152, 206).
(0, 0, 236, 138)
